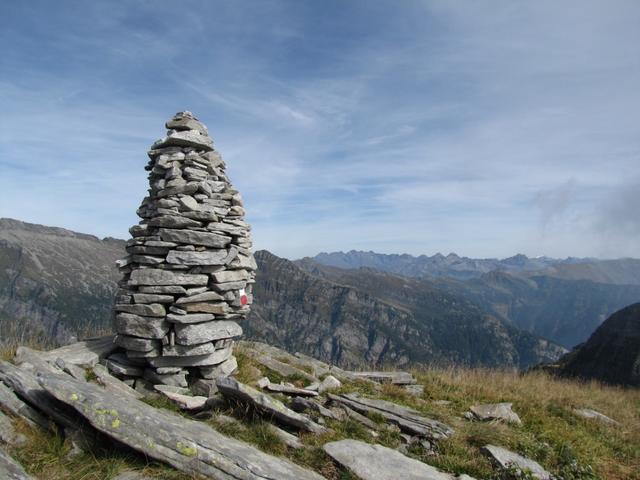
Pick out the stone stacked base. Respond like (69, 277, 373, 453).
(109, 111, 256, 390)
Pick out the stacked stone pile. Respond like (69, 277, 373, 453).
(109, 111, 256, 389)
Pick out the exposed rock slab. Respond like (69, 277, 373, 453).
(216, 377, 327, 434)
(23, 336, 117, 368)
(38, 373, 324, 480)
(328, 393, 453, 440)
(0, 361, 78, 429)
(0, 381, 50, 429)
(573, 408, 619, 425)
(346, 371, 416, 385)
(129, 268, 209, 286)
(482, 445, 552, 480)
(0, 448, 33, 480)
(324, 439, 468, 480)
(92, 365, 142, 399)
(469, 403, 522, 425)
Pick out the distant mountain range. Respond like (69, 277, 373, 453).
(310, 251, 640, 348)
(1, 218, 638, 371)
(312, 250, 640, 285)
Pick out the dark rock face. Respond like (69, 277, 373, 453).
(248, 251, 565, 369)
(0, 218, 122, 345)
(557, 303, 640, 387)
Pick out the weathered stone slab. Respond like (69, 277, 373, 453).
(163, 342, 216, 357)
(132, 293, 174, 304)
(210, 269, 250, 283)
(347, 371, 416, 385)
(199, 356, 237, 379)
(482, 445, 551, 480)
(159, 228, 231, 248)
(0, 361, 77, 429)
(573, 408, 619, 425)
(115, 303, 166, 317)
(129, 268, 208, 286)
(166, 249, 229, 265)
(470, 403, 522, 425)
(115, 335, 160, 352)
(216, 377, 327, 434)
(0, 410, 26, 446)
(92, 365, 142, 399)
(114, 313, 170, 339)
(153, 130, 214, 151)
(166, 313, 215, 324)
(290, 396, 339, 420)
(147, 345, 233, 368)
(260, 379, 319, 397)
(324, 439, 464, 480)
(38, 373, 324, 480)
(250, 354, 317, 383)
(0, 448, 33, 480)
(328, 393, 453, 440)
(157, 389, 209, 410)
(318, 375, 342, 393)
(175, 291, 225, 304)
(148, 215, 202, 229)
(0, 381, 50, 429)
(104, 355, 144, 377)
(31, 336, 117, 368)
(139, 285, 187, 295)
(174, 321, 242, 345)
(182, 302, 228, 314)
(144, 369, 188, 388)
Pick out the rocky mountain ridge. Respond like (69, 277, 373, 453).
(312, 250, 640, 285)
(0, 218, 566, 369)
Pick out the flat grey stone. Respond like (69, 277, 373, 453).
(147, 215, 202, 229)
(318, 375, 342, 393)
(147, 345, 233, 368)
(178, 195, 199, 211)
(324, 439, 460, 480)
(166, 249, 231, 265)
(182, 302, 228, 314)
(347, 371, 416, 385)
(216, 378, 327, 434)
(153, 129, 214, 151)
(30, 336, 117, 368)
(144, 368, 188, 388)
(157, 389, 209, 410)
(115, 335, 160, 352)
(174, 321, 242, 345)
(199, 356, 237, 379)
(470, 403, 522, 425)
(482, 445, 552, 480)
(175, 291, 225, 304)
(132, 293, 174, 304)
(159, 228, 231, 248)
(104, 356, 144, 377)
(404, 385, 425, 396)
(138, 285, 187, 295)
(129, 268, 208, 286)
(163, 342, 216, 357)
(573, 408, 619, 425)
(210, 269, 250, 283)
(0, 382, 50, 429)
(115, 303, 166, 317)
(166, 313, 215, 324)
(92, 365, 142, 399)
(38, 373, 324, 480)
(114, 313, 170, 339)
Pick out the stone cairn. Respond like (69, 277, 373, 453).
(109, 111, 256, 391)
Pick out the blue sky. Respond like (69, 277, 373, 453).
(1, 1, 639, 259)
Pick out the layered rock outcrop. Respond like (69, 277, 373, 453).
(111, 111, 256, 387)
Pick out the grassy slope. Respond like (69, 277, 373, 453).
(2, 345, 638, 480)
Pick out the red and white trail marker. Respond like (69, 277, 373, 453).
(239, 288, 248, 306)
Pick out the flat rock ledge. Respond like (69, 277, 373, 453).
(324, 439, 475, 480)
(38, 373, 324, 480)
(469, 403, 522, 425)
(482, 444, 553, 480)
(0, 448, 33, 480)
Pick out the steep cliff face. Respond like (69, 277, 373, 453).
(250, 251, 565, 369)
(441, 271, 640, 348)
(556, 303, 640, 387)
(0, 218, 123, 345)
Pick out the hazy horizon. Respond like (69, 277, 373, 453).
(2, 1, 639, 259)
